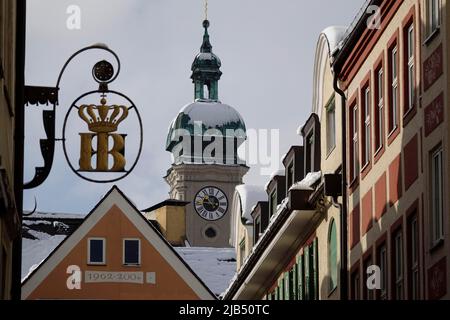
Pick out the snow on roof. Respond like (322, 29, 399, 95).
(21, 229, 236, 297)
(24, 211, 85, 219)
(321, 26, 348, 55)
(175, 247, 236, 297)
(264, 169, 285, 190)
(179, 100, 245, 128)
(22, 230, 65, 281)
(288, 171, 322, 192)
(235, 185, 267, 223)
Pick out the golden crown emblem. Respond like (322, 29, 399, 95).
(78, 97, 128, 133)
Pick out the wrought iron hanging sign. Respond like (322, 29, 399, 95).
(24, 45, 143, 187)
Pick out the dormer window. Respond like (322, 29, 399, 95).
(287, 163, 294, 190)
(301, 114, 321, 176)
(254, 216, 261, 243)
(270, 190, 277, 218)
(305, 133, 314, 174)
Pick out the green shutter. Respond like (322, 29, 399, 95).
(292, 265, 298, 300)
(284, 272, 290, 300)
(312, 238, 319, 300)
(304, 247, 310, 300)
(267, 293, 272, 300)
(279, 277, 285, 300)
(329, 221, 338, 291)
(298, 254, 304, 300)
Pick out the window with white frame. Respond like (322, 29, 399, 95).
(363, 86, 371, 166)
(88, 238, 106, 265)
(389, 45, 398, 133)
(406, 24, 415, 112)
(375, 67, 384, 151)
(326, 97, 336, 154)
(352, 104, 359, 180)
(430, 146, 444, 245)
(394, 230, 404, 299)
(123, 239, 140, 265)
(427, 0, 440, 35)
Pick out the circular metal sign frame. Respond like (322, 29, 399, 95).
(62, 89, 143, 184)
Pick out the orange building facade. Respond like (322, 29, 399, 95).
(22, 187, 215, 300)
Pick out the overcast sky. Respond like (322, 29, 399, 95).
(23, 0, 364, 214)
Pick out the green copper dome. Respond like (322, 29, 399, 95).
(166, 100, 246, 151)
(166, 20, 246, 165)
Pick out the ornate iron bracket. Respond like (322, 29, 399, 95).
(23, 44, 122, 189)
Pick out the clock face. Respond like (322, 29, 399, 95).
(194, 186, 228, 221)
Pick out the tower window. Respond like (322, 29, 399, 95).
(203, 84, 209, 99)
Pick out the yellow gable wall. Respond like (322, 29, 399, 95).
(26, 205, 200, 300)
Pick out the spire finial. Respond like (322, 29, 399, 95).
(201, 18, 211, 53)
(204, 0, 208, 21)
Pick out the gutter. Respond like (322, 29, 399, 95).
(333, 72, 348, 301)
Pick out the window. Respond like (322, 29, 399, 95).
(393, 230, 404, 299)
(88, 238, 105, 265)
(427, 0, 440, 35)
(305, 132, 314, 174)
(408, 213, 420, 299)
(351, 268, 361, 300)
(123, 239, 140, 265)
(377, 243, 388, 300)
(270, 190, 277, 218)
(203, 84, 209, 99)
(374, 66, 384, 151)
(405, 23, 415, 113)
(326, 96, 336, 154)
(350, 102, 359, 182)
(430, 146, 444, 245)
(388, 44, 399, 134)
(254, 216, 261, 243)
(362, 85, 371, 167)
(287, 163, 294, 190)
(328, 220, 338, 292)
(239, 238, 246, 265)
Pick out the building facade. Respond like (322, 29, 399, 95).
(0, 0, 25, 300)
(22, 187, 216, 300)
(336, 0, 450, 300)
(225, 26, 346, 300)
(226, 0, 450, 301)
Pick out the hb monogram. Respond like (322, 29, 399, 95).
(78, 97, 128, 172)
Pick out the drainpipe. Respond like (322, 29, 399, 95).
(333, 70, 348, 300)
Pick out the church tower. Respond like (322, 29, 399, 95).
(165, 19, 248, 248)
